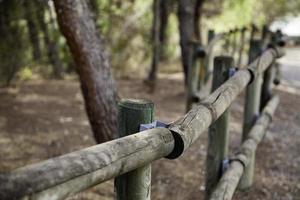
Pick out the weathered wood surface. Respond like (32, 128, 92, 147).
(168, 47, 281, 158)
(0, 46, 283, 199)
(169, 69, 250, 159)
(186, 32, 223, 109)
(260, 64, 275, 111)
(224, 31, 231, 52)
(242, 39, 263, 140)
(210, 95, 279, 200)
(204, 33, 225, 71)
(197, 52, 206, 91)
(205, 56, 233, 199)
(186, 43, 202, 111)
(247, 46, 284, 78)
(208, 30, 215, 43)
(202, 33, 226, 93)
(115, 99, 154, 200)
(209, 160, 244, 200)
(237, 28, 246, 68)
(0, 128, 174, 200)
(231, 29, 238, 57)
(242, 41, 284, 137)
(202, 29, 243, 93)
(240, 40, 264, 189)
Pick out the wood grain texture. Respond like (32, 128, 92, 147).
(210, 95, 279, 200)
(237, 28, 246, 68)
(260, 64, 276, 111)
(0, 128, 174, 200)
(186, 43, 202, 111)
(0, 44, 283, 199)
(115, 99, 154, 200)
(205, 56, 233, 199)
(168, 46, 282, 158)
(241, 39, 263, 189)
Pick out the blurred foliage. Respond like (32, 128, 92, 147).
(17, 67, 33, 81)
(0, 0, 299, 86)
(207, 0, 300, 32)
(260, 0, 300, 23)
(207, 0, 258, 31)
(0, 0, 28, 86)
(89, 0, 179, 76)
(95, 0, 157, 76)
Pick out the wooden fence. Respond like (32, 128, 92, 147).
(186, 25, 268, 111)
(0, 26, 284, 200)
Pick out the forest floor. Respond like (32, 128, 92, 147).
(0, 48, 299, 200)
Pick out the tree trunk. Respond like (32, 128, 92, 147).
(36, 0, 64, 79)
(178, 0, 196, 84)
(147, 0, 170, 88)
(0, 0, 25, 86)
(159, 0, 170, 60)
(53, 0, 118, 143)
(194, 0, 205, 43)
(24, 0, 41, 61)
(147, 0, 161, 84)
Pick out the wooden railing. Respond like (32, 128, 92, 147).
(0, 26, 285, 200)
(186, 25, 262, 111)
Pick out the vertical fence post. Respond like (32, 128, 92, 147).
(208, 30, 215, 43)
(224, 31, 231, 52)
(231, 29, 238, 57)
(240, 39, 263, 190)
(186, 43, 201, 112)
(249, 24, 257, 43)
(197, 47, 207, 94)
(261, 24, 270, 48)
(237, 27, 246, 68)
(260, 29, 282, 110)
(260, 63, 275, 111)
(205, 56, 234, 199)
(115, 99, 154, 200)
(272, 31, 284, 86)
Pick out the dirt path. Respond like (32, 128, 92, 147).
(0, 49, 299, 200)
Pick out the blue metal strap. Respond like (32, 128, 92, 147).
(139, 121, 168, 132)
(221, 158, 230, 175)
(228, 67, 237, 77)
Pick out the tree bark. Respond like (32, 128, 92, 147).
(0, 128, 175, 200)
(53, 0, 118, 143)
(178, 0, 196, 84)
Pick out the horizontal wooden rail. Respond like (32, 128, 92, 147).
(205, 33, 225, 54)
(205, 27, 247, 56)
(190, 26, 260, 105)
(169, 47, 282, 158)
(0, 47, 283, 200)
(0, 128, 174, 200)
(209, 95, 280, 200)
(186, 32, 226, 111)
